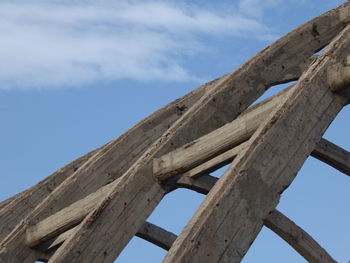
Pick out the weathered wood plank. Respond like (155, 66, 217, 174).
(2, 3, 348, 262)
(37, 221, 177, 254)
(312, 138, 350, 176)
(26, 179, 120, 248)
(163, 24, 350, 263)
(181, 141, 249, 179)
(136, 222, 177, 251)
(46, 4, 350, 262)
(153, 90, 286, 181)
(0, 76, 206, 261)
(24, 93, 347, 250)
(265, 210, 336, 263)
(35, 174, 334, 263)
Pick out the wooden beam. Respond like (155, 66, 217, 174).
(2, 3, 349, 262)
(153, 91, 285, 181)
(265, 210, 336, 263)
(41, 5, 350, 261)
(0, 73, 206, 261)
(136, 222, 177, 251)
(26, 180, 119, 248)
(38, 221, 177, 253)
(38, 187, 335, 263)
(312, 138, 350, 176)
(163, 24, 350, 263)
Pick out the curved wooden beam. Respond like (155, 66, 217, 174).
(264, 210, 336, 263)
(312, 138, 350, 176)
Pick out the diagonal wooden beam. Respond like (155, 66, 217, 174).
(24, 89, 348, 249)
(2, 3, 349, 262)
(264, 210, 336, 263)
(0, 75, 207, 261)
(47, 5, 350, 262)
(163, 23, 350, 263)
(37, 177, 335, 263)
(312, 138, 350, 176)
(38, 221, 177, 254)
(153, 89, 287, 181)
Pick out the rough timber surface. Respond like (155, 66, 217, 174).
(0, 77, 206, 261)
(265, 210, 336, 263)
(163, 24, 350, 263)
(1, 2, 350, 263)
(45, 4, 350, 263)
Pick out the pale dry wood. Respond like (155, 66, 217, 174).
(38, 221, 176, 254)
(26, 179, 120, 248)
(46, 4, 350, 262)
(25, 171, 216, 247)
(312, 138, 350, 176)
(2, 3, 348, 262)
(153, 91, 286, 180)
(0, 76, 206, 261)
(265, 210, 336, 263)
(24, 91, 347, 250)
(163, 24, 350, 263)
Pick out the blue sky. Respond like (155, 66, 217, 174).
(0, 0, 349, 262)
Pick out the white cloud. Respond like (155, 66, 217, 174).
(238, 0, 282, 18)
(0, 0, 276, 89)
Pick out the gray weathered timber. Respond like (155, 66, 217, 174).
(312, 138, 350, 176)
(38, 221, 177, 254)
(163, 24, 350, 263)
(0, 78, 206, 261)
(265, 210, 336, 263)
(153, 89, 288, 181)
(180, 142, 249, 179)
(45, 4, 350, 262)
(25, 179, 120, 248)
(136, 222, 178, 251)
(327, 61, 350, 92)
(23, 88, 347, 250)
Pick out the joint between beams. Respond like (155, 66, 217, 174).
(327, 60, 350, 92)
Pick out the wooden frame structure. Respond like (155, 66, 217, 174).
(1, 2, 350, 262)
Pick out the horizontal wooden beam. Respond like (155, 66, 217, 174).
(136, 221, 177, 251)
(38, 221, 177, 254)
(312, 138, 350, 176)
(26, 99, 349, 248)
(35, 175, 335, 263)
(181, 141, 249, 179)
(24, 88, 289, 248)
(25, 180, 118, 247)
(153, 89, 287, 181)
(264, 210, 336, 263)
(154, 85, 350, 181)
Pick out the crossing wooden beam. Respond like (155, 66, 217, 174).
(163, 23, 350, 263)
(264, 210, 336, 263)
(0, 73, 207, 261)
(153, 89, 286, 181)
(312, 138, 350, 176)
(1, 2, 350, 262)
(24, 89, 349, 250)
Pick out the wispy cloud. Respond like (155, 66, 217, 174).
(0, 0, 277, 89)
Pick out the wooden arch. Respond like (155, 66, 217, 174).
(1, 2, 350, 262)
